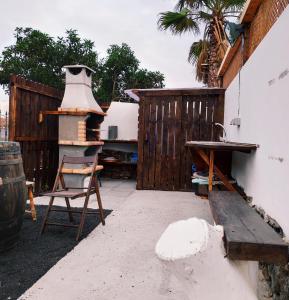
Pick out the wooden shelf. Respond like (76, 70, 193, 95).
(58, 108, 106, 116)
(59, 140, 104, 146)
(39, 108, 106, 123)
(103, 139, 138, 144)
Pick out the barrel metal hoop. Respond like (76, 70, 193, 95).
(0, 175, 26, 186)
(0, 158, 23, 166)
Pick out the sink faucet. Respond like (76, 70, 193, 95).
(214, 123, 227, 142)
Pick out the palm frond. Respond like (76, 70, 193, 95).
(158, 9, 200, 35)
(221, 0, 246, 11)
(188, 39, 209, 81)
(197, 10, 213, 22)
(188, 39, 208, 64)
(175, 0, 204, 10)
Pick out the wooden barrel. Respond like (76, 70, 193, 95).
(0, 142, 26, 252)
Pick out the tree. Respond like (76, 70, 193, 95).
(0, 28, 165, 103)
(96, 43, 164, 102)
(158, 0, 245, 87)
(0, 28, 98, 91)
(132, 69, 165, 90)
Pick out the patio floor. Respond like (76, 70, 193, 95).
(20, 179, 213, 300)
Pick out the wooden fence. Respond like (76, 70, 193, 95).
(136, 89, 229, 191)
(9, 75, 63, 194)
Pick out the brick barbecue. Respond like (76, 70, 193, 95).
(58, 65, 106, 188)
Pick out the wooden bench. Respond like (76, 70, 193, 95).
(209, 191, 288, 264)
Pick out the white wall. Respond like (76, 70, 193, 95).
(224, 6, 289, 236)
(100, 102, 139, 140)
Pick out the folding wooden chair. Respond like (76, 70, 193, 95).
(40, 155, 105, 241)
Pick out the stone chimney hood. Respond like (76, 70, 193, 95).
(61, 65, 103, 112)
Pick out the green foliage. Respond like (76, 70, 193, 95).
(0, 28, 165, 102)
(158, 9, 200, 35)
(96, 43, 164, 102)
(133, 69, 164, 89)
(0, 28, 98, 91)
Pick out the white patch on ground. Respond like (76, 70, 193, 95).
(155, 218, 210, 261)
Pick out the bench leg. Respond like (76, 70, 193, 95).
(28, 186, 37, 221)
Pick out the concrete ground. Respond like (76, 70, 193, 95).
(20, 180, 213, 300)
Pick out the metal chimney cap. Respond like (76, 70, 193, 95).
(63, 65, 95, 73)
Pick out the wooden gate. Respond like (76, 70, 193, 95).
(137, 88, 226, 191)
(9, 75, 63, 194)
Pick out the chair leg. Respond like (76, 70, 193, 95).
(75, 194, 90, 241)
(94, 176, 105, 226)
(65, 197, 74, 223)
(40, 196, 55, 235)
(28, 186, 37, 221)
(98, 174, 102, 187)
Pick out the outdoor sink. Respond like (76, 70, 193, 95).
(219, 141, 256, 146)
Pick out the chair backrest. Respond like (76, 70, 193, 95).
(62, 155, 97, 164)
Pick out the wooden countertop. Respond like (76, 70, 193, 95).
(185, 141, 259, 152)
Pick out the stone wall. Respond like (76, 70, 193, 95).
(248, 203, 289, 299)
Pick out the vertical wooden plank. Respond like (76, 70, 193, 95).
(174, 96, 182, 190)
(142, 98, 151, 189)
(199, 96, 207, 141)
(213, 93, 225, 140)
(179, 96, 188, 190)
(8, 79, 17, 141)
(161, 99, 169, 190)
(182, 98, 194, 190)
(207, 96, 214, 141)
(186, 99, 195, 141)
(148, 99, 157, 188)
(154, 98, 163, 189)
(137, 97, 145, 189)
(167, 98, 176, 190)
(192, 98, 200, 140)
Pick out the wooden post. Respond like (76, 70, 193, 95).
(196, 148, 236, 192)
(9, 77, 17, 141)
(208, 150, 214, 192)
(137, 97, 144, 189)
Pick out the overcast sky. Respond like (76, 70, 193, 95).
(0, 0, 202, 112)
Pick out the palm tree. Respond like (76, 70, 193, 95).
(158, 0, 245, 87)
